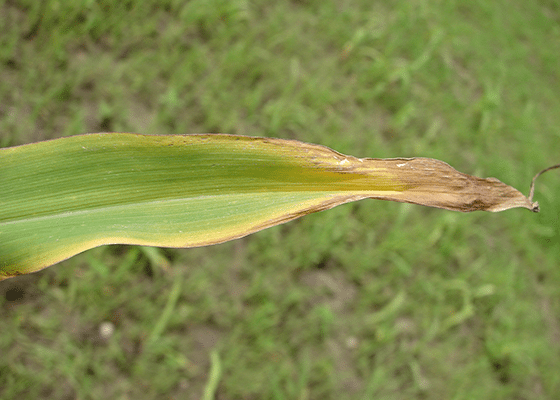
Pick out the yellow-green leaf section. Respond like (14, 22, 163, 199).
(0, 133, 533, 280)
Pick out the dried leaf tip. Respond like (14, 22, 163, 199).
(528, 163, 560, 213)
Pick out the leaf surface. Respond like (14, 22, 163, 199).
(0, 133, 535, 279)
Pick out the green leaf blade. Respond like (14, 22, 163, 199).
(0, 133, 533, 279)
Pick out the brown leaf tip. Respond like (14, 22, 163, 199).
(528, 163, 560, 212)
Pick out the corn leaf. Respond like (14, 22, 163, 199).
(0, 133, 537, 280)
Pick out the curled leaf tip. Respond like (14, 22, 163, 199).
(528, 163, 560, 213)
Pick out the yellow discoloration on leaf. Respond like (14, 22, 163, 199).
(0, 133, 543, 280)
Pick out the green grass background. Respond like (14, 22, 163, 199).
(1, 0, 559, 399)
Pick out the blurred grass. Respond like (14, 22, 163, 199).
(1, 0, 559, 399)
